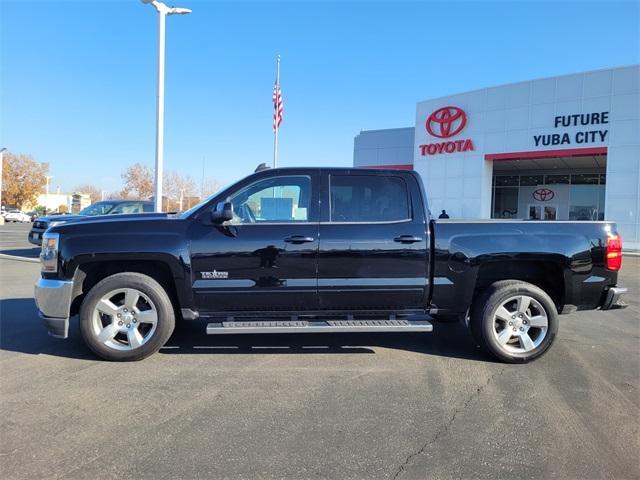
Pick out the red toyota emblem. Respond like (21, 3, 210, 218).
(533, 188, 555, 201)
(426, 106, 468, 138)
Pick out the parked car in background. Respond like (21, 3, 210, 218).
(5, 210, 32, 223)
(28, 200, 153, 245)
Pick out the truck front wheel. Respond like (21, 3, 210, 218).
(79, 272, 175, 361)
(470, 280, 558, 363)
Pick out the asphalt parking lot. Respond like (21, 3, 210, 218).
(1, 223, 639, 479)
(0, 222, 40, 259)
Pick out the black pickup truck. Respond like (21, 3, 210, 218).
(34, 167, 627, 363)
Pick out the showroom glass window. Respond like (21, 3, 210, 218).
(492, 172, 606, 221)
(329, 175, 410, 222)
(492, 175, 519, 219)
(569, 173, 606, 221)
(229, 176, 311, 223)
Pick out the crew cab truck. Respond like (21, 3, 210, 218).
(34, 168, 627, 363)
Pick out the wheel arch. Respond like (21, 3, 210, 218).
(471, 260, 566, 313)
(70, 259, 185, 318)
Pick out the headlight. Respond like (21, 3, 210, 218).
(40, 232, 60, 273)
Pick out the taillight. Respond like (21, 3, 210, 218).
(606, 234, 622, 271)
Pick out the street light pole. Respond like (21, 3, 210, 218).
(141, 0, 192, 212)
(0, 147, 6, 210)
(0, 147, 6, 224)
(44, 175, 54, 215)
(155, 7, 167, 213)
(45, 176, 54, 196)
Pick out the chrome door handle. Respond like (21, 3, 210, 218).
(284, 235, 315, 244)
(394, 235, 423, 244)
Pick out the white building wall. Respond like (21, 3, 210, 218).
(354, 127, 415, 168)
(412, 66, 640, 249)
(605, 67, 640, 251)
(34, 193, 72, 211)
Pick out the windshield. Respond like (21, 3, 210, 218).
(109, 203, 149, 214)
(79, 201, 118, 216)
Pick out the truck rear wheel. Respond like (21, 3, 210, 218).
(79, 272, 175, 361)
(470, 280, 558, 363)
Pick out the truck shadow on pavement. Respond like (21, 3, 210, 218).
(0, 297, 490, 363)
(0, 298, 95, 360)
(0, 247, 40, 258)
(161, 318, 489, 362)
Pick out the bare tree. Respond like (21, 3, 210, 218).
(105, 191, 124, 200)
(1, 152, 48, 209)
(164, 170, 199, 211)
(117, 163, 222, 210)
(74, 184, 102, 203)
(202, 178, 223, 197)
(121, 163, 153, 199)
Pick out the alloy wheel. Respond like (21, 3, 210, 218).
(492, 295, 549, 354)
(90, 288, 158, 351)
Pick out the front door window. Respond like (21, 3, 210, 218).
(229, 176, 311, 223)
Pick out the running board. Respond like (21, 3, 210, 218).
(206, 319, 433, 335)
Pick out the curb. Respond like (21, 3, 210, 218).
(0, 253, 39, 264)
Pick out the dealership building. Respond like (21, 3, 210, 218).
(354, 65, 640, 250)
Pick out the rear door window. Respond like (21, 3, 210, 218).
(329, 175, 410, 222)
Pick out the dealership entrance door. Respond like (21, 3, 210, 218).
(490, 150, 607, 221)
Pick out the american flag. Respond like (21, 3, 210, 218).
(273, 83, 283, 132)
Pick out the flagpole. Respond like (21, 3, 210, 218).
(273, 54, 281, 168)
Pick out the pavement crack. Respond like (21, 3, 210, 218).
(391, 365, 508, 480)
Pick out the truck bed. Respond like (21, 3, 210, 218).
(429, 220, 618, 315)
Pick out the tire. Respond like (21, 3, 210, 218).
(79, 272, 175, 361)
(470, 280, 558, 363)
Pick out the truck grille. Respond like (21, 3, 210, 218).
(33, 221, 47, 229)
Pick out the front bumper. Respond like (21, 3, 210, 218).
(601, 286, 628, 310)
(34, 278, 74, 338)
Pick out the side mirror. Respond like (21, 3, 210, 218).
(211, 201, 233, 223)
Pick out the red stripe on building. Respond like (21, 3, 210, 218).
(361, 164, 413, 170)
(485, 146, 607, 161)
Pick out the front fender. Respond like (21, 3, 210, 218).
(56, 225, 193, 311)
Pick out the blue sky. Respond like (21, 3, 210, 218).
(1, 0, 638, 194)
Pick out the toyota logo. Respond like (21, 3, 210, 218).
(426, 106, 468, 138)
(533, 188, 555, 201)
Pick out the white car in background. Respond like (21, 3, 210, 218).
(4, 210, 32, 223)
